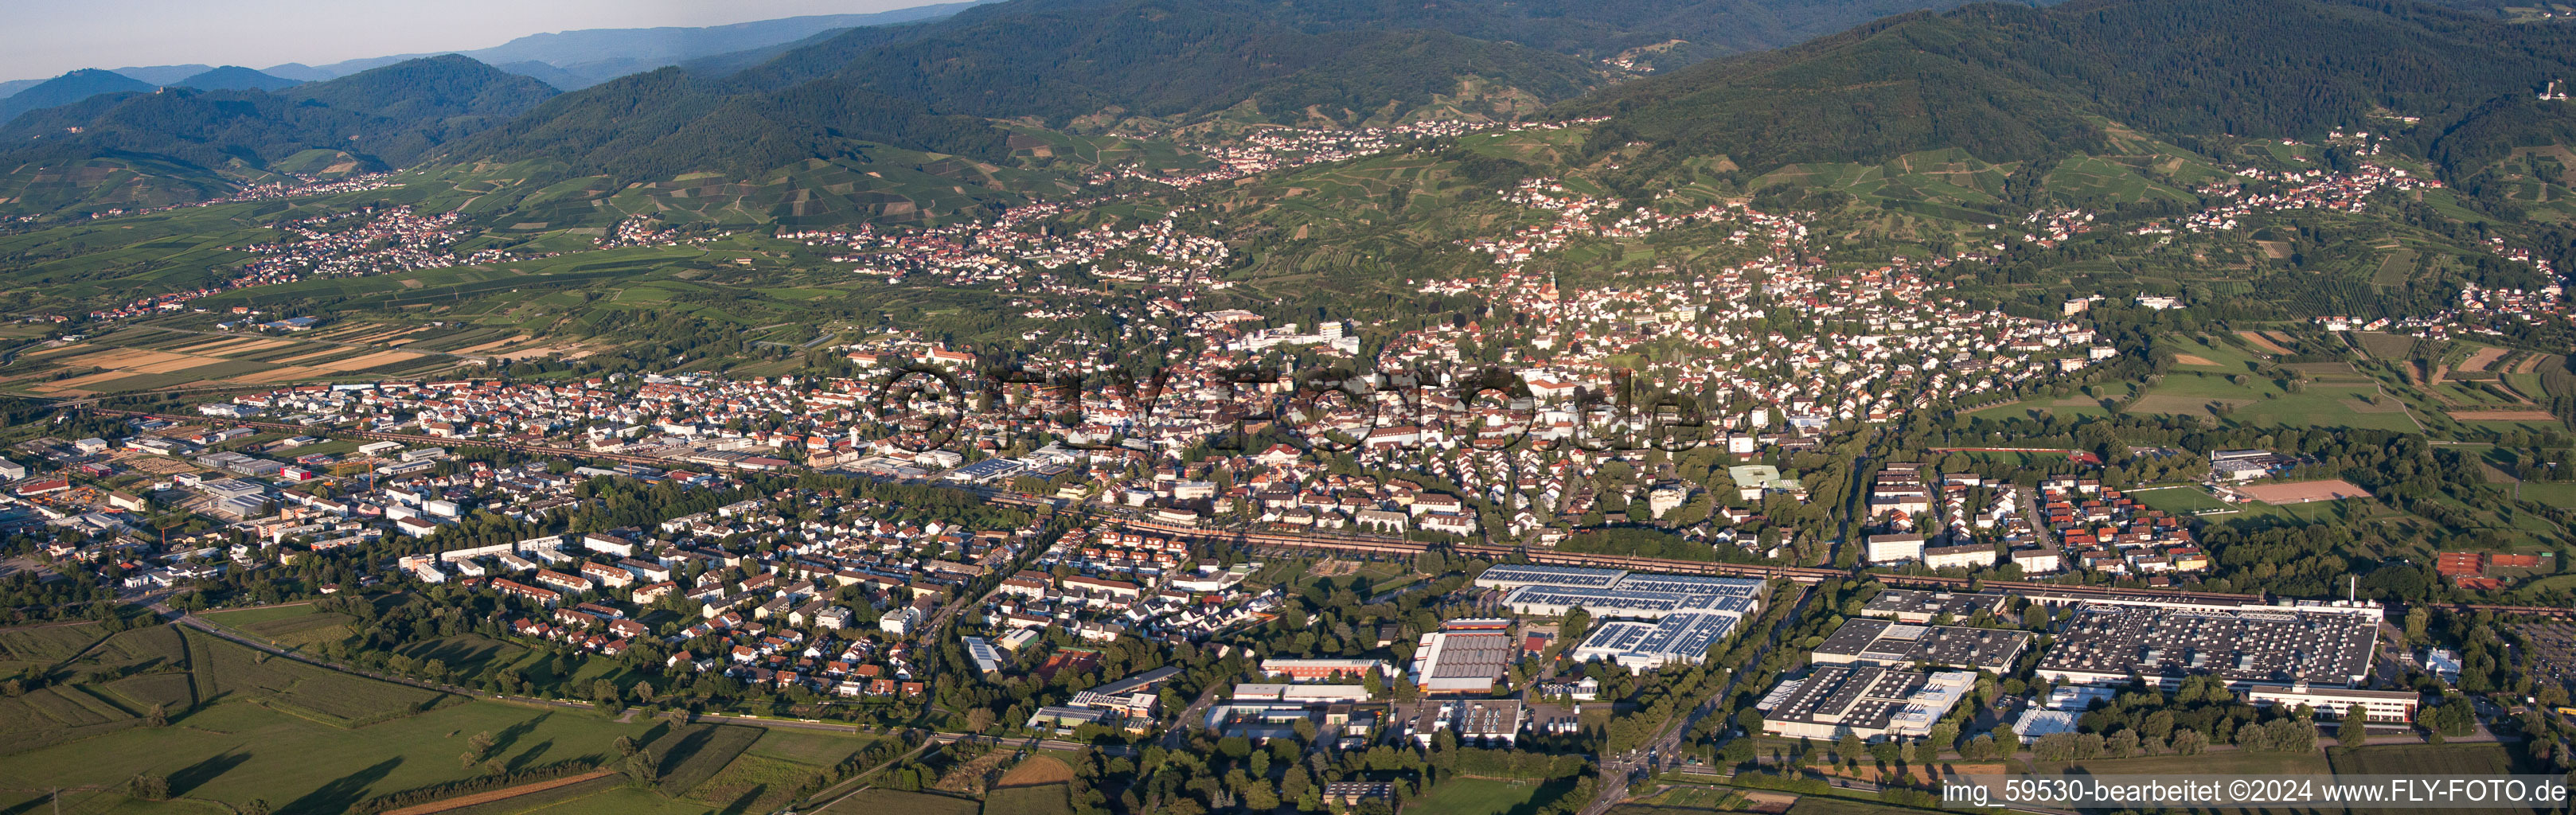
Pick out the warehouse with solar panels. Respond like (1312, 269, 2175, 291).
(1473, 564, 1766, 669)
(1811, 618, 2033, 673)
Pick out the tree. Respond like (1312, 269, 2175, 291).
(2268, 719, 2315, 753)
(129, 774, 170, 801)
(967, 707, 997, 733)
(1723, 739, 1758, 765)
(2106, 729, 2138, 758)
(591, 678, 623, 712)
(2341, 704, 2371, 748)
(2170, 728, 2207, 755)
(623, 751, 661, 787)
(146, 702, 167, 727)
(615, 735, 638, 757)
(2033, 732, 2078, 762)
(1965, 735, 1996, 760)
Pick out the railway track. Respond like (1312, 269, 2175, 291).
(76, 408, 2575, 619)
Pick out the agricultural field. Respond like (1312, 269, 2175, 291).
(1609, 786, 1754, 815)
(0, 622, 108, 673)
(2329, 743, 2527, 815)
(1782, 798, 1938, 815)
(182, 626, 451, 727)
(0, 697, 668, 815)
(982, 783, 1074, 815)
(2125, 369, 2423, 433)
(651, 723, 766, 798)
(672, 727, 880, 813)
(0, 323, 461, 397)
(818, 789, 982, 815)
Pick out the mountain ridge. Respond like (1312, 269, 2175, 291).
(1560, 0, 2576, 178)
(0, 68, 154, 126)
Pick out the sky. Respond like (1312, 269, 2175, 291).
(0, 0, 935, 80)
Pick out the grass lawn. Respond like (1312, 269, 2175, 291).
(1411, 777, 1576, 815)
(197, 603, 322, 629)
(0, 699, 669, 815)
(2132, 487, 2232, 514)
(2518, 482, 2576, 509)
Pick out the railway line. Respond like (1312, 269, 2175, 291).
(72, 407, 2574, 619)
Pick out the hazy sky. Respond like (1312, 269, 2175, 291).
(2, 0, 934, 80)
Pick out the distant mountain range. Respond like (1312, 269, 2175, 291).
(0, 1, 990, 127)
(300, 2, 992, 89)
(0, 56, 557, 171)
(0, 69, 153, 127)
(2, 0, 2569, 231)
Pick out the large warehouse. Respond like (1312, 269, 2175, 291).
(1858, 590, 2012, 623)
(2035, 602, 2378, 689)
(1811, 618, 2033, 673)
(1410, 618, 1517, 695)
(1571, 612, 1742, 669)
(1490, 566, 1766, 619)
(1473, 564, 1766, 671)
(1757, 664, 1977, 741)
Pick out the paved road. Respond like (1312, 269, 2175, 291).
(1581, 584, 1816, 815)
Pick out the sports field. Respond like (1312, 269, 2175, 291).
(2238, 479, 2372, 503)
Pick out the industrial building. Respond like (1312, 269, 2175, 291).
(1473, 564, 1626, 591)
(1571, 612, 1741, 669)
(1859, 590, 2011, 623)
(1490, 567, 1765, 619)
(1757, 664, 1977, 741)
(2246, 682, 2421, 723)
(1810, 618, 2033, 673)
(1230, 684, 1372, 704)
(1410, 618, 1516, 695)
(1404, 698, 1526, 747)
(1469, 564, 1766, 672)
(1259, 657, 1393, 682)
(2035, 602, 2378, 689)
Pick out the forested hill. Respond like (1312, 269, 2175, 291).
(452, 0, 1604, 176)
(0, 57, 558, 170)
(446, 68, 1013, 179)
(1563, 0, 2576, 177)
(451, 0, 2061, 181)
(0, 69, 154, 125)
